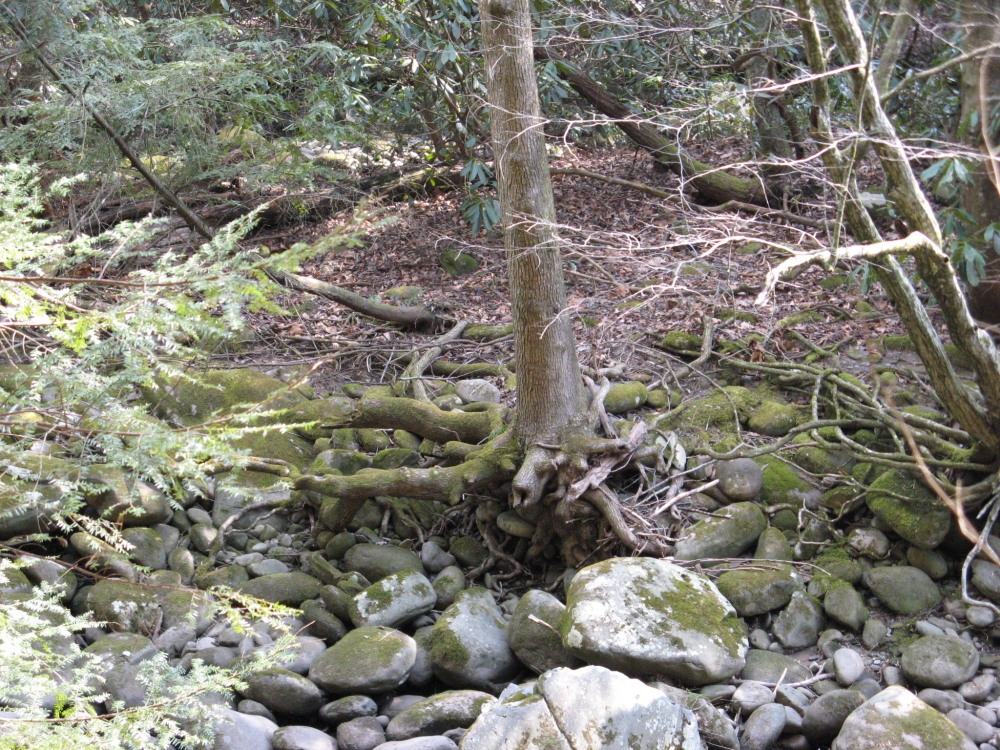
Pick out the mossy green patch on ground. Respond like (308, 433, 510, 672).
(776, 310, 823, 327)
(716, 309, 759, 323)
(658, 331, 702, 353)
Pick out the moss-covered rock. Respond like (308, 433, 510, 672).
(372, 448, 421, 470)
(754, 456, 822, 509)
(385, 690, 496, 741)
(342, 543, 425, 583)
(440, 249, 480, 276)
(87, 579, 160, 633)
(507, 589, 583, 675)
(657, 331, 702, 354)
(866, 470, 951, 549)
(194, 564, 249, 591)
(644, 388, 672, 409)
(715, 564, 802, 617)
(651, 386, 762, 447)
(308, 626, 417, 694)
(603, 382, 648, 414)
(674, 502, 767, 560)
(348, 569, 435, 628)
(237, 571, 322, 606)
(561, 557, 747, 686)
(747, 401, 801, 437)
(831, 686, 971, 750)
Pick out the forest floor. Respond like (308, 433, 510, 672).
(223, 144, 940, 407)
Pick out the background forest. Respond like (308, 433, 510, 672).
(1, 0, 1000, 748)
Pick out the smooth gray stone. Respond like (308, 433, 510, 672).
(741, 703, 786, 750)
(273, 726, 335, 750)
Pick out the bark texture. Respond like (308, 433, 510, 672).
(480, 0, 586, 451)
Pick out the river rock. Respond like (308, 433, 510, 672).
(337, 717, 385, 750)
(824, 583, 869, 632)
(865, 566, 942, 615)
(455, 379, 501, 404)
(901, 635, 980, 689)
(832, 648, 865, 686)
(349, 569, 436, 629)
(86, 579, 160, 633)
(715, 564, 801, 617)
(319, 695, 378, 725)
(561, 557, 747, 686)
(507, 590, 582, 674)
(241, 668, 326, 717)
(430, 588, 520, 692)
(673, 502, 766, 560)
(122, 526, 167, 570)
(715, 458, 764, 501)
(460, 665, 702, 750)
(342, 544, 425, 582)
(866, 470, 952, 549)
(211, 707, 278, 750)
(741, 703, 786, 750)
(772, 591, 825, 649)
(831, 686, 975, 750)
(740, 650, 812, 684)
(420, 542, 456, 575)
(273, 726, 335, 750)
(237, 572, 322, 606)
(432, 566, 466, 610)
(308, 626, 417, 694)
(802, 689, 866, 746)
(386, 690, 496, 741)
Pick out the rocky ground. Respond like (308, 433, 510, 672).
(3, 358, 999, 750)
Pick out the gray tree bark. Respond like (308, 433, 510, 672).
(479, 0, 587, 503)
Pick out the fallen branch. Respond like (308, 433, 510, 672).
(536, 47, 770, 206)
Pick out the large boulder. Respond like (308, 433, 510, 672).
(241, 668, 327, 717)
(210, 707, 278, 750)
(431, 588, 520, 692)
(561, 557, 747, 686)
(237, 572, 322, 607)
(900, 635, 980, 689)
(831, 686, 975, 750)
(866, 470, 952, 549)
(865, 566, 941, 615)
(86, 579, 160, 633)
(460, 666, 703, 750)
(308, 626, 417, 695)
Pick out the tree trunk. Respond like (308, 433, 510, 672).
(874, 0, 918, 94)
(745, 9, 795, 172)
(959, 0, 1000, 324)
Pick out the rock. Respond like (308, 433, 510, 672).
(971, 561, 1000, 605)
(211, 707, 278, 750)
(848, 528, 891, 559)
(732, 681, 775, 716)
(302, 599, 348, 643)
(375, 739, 458, 750)
(824, 583, 869, 632)
(407, 625, 435, 689)
(865, 566, 941, 615)
(947, 709, 996, 744)
(190, 523, 219, 554)
(169, 547, 196, 583)
(386, 690, 496, 741)
(862, 619, 888, 650)
(238, 700, 277, 723)
(326, 532, 357, 560)
(342, 544, 425, 583)
(337, 717, 385, 750)
(86, 579, 160, 633)
(959, 674, 995, 704)
(507, 590, 582, 674)
(431, 588, 520, 691)
(802, 689, 866, 746)
(432, 567, 466, 610)
(603, 382, 649, 414)
(866, 470, 952, 549)
(349, 570, 436, 629)
(833, 648, 866, 686)
(449, 537, 487, 568)
(715, 458, 764, 501)
(673, 502, 766, 560)
(237, 572, 322, 606)
(908, 547, 950, 580)
(495, 511, 535, 539)
(831, 686, 975, 750)
(918, 689, 966, 714)
(561, 557, 747, 686)
(741, 703, 786, 750)
(272, 726, 335, 750)
(196, 564, 249, 590)
(454, 379, 501, 404)
(122, 527, 167, 570)
(460, 665, 702, 750)
(966, 606, 996, 629)
(319, 695, 378, 725)
(901, 635, 980, 689)
(420, 542, 456, 575)
(772, 591, 825, 649)
(441, 249, 480, 276)
(740, 651, 812, 684)
(84, 633, 158, 708)
(248, 559, 289, 577)
(241, 668, 326, 717)
(715, 564, 801, 617)
(755, 528, 794, 561)
(748, 401, 799, 437)
(308, 626, 417, 695)
(652, 682, 739, 750)
(21, 557, 77, 602)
